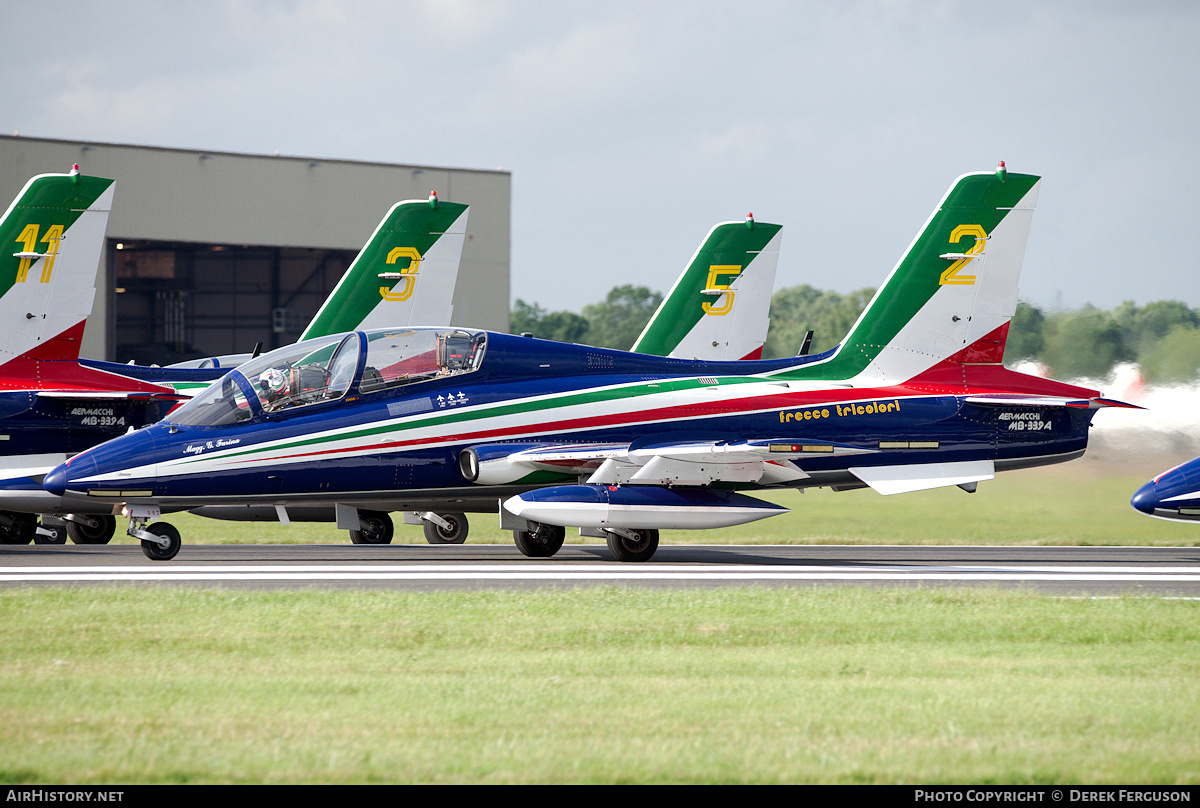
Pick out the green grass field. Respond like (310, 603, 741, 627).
(1, 587, 1198, 784)
(5, 457, 1198, 784)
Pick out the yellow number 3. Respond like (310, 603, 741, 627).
(380, 247, 421, 301)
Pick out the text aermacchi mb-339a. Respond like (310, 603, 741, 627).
(43, 165, 1131, 561)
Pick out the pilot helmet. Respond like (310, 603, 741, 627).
(258, 367, 287, 396)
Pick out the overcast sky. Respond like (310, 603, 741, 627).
(3, 0, 1197, 315)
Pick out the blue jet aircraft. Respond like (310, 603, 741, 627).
(44, 165, 1133, 562)
(1131, 458, 1200, 522)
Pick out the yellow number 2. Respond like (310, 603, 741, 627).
(939, 225, 987, 286)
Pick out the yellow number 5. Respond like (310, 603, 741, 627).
(702, 265, 742, 315)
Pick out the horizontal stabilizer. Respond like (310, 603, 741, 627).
(965, 394, 1142, 410)
(848, 460, 994, 495)
(1088, 397, 1143, 409)
(36, 390, 188, 401)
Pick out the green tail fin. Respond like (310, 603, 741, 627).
(0, 167, 115, 367)
(300, 195, 469, 340)
(781, 164, 1040, 384)
(633, 215, 782, 360)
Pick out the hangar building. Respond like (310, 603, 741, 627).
(0, 135, 511, 364)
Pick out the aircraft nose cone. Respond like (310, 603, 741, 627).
(1130, 480, 1161, 516)
(42, 464, 69, 496)
(42, 454, 95, 496)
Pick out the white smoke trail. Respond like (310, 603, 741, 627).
(1011, 361, 1200, 465)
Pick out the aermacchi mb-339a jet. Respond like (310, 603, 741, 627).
(45, 164, 1132, 562)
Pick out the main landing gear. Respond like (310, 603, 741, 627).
(398, 511, 470, 544)
(513, 522, 565, 558)
(0, 512, 119, 546)
(510, 521, 660, 562)
(421, 512, 469, 544)
(34, 518, 68, 544)
(0, 512, 36, 544)
(64, 514, 117, 545)
(348, 510, 395, 544)
(344, 510, 471, 545)
(604, 528, 660, 563)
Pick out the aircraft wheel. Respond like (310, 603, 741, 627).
(0, 512, 35, 545)
(606, 528, 659, 563)
(140, 523, 181, 561)
(423, 512, 468, 544)
(67, 515, 116, 545)
(349, 510, 394, 545)
(34, 520, 68, 544)
(513, 522, 565, 558)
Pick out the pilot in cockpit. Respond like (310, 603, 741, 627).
(257, 367, 289, 410)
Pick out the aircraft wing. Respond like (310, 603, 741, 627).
(476, 434, 1002, 506)
(847, 460, 995, 495)
(463, 438, 875, 487)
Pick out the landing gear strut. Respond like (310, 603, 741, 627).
(422, 512, 469, 544)
(125, 506, 181, 561)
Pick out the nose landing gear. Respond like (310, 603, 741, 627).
(124, 505, 181, 561)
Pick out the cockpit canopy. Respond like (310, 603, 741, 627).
(169, 328, 487, 427)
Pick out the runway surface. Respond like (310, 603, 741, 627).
(3, 543, 1200, 595)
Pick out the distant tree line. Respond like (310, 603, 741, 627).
(510, 285, 663, 351)
(511, 284, 1200, 383)
(765, 289, 1200, 381)
(1005, 299, 1200, 382)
